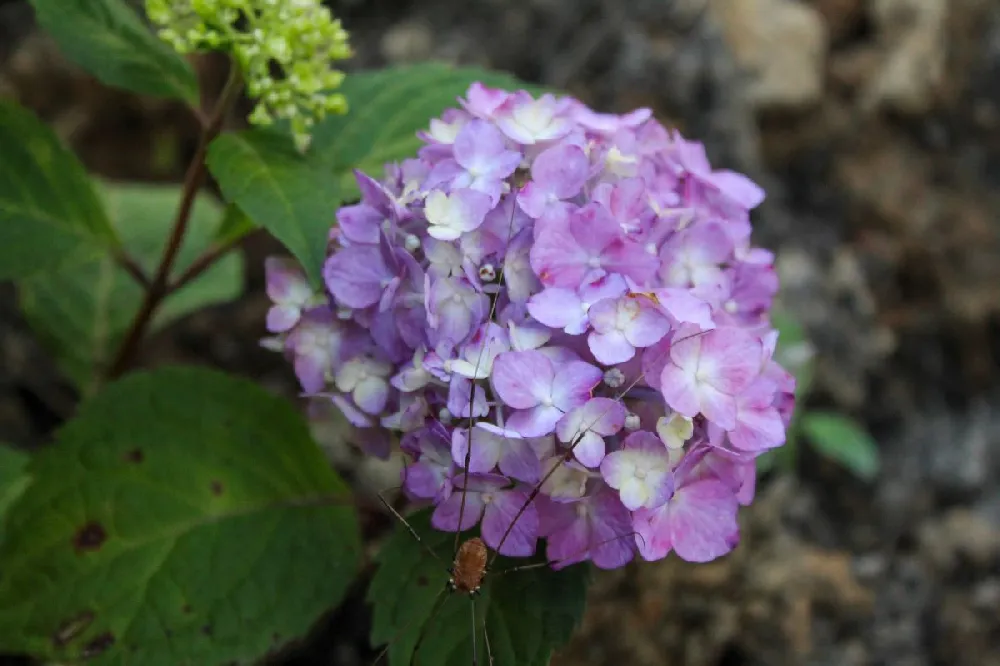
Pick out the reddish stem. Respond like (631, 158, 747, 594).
(104, 65, 243, 380)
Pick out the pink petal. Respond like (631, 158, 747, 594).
(669, 480, 740, 562)
(588, 329, 635, 364)
(699, 328, 764, 395)
(526, 288, 585, 332)
(659, 362, 701, 418)
(623, 304, 671, 348)
(654, 288, 715, 329)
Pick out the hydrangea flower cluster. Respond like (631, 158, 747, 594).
(264, 84, 795, 568)
(146, 0, 351, 146)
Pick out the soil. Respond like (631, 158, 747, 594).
(2, 1, 1000, 665)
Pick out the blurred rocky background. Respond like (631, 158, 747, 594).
(2, 0, 1000, 665)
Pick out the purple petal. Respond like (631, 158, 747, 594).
(432, 491, 485, 532)
(550, 361, 603, 412)
(336, 203, 382, 244)
(451, 427, 501, 474)
(507, 404, 564, 437)
(323, 246, 391, 308)
(532, 143, 590, 199)
(354, 377, 389, 414)
(589, 487, 636, 569)
(267, 304, 300, 333)
(491, 350, 554, 409)
(482, 488, 539, 557)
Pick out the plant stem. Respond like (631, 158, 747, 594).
(105, 64, 244, 381)
(169, 231, 250, 292)
(113, 248, 151, 289)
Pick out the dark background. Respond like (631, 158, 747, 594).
(2, 1, 1000, 665)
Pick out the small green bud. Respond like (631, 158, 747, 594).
(146, 0, 352, 148)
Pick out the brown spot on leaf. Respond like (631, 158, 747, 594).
(52, 610, 95, 647)
(73, 522, 107, 553)
(210, 480, 224, 496)
(80, 631, 115, 658)
(201, 624, 214, 636)
(124, 448, 144, 463)
(182, 604, 192, 614)
(416, 575, 429, 587)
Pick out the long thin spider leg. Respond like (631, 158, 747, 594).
(377, 490, 449, 572)
(484, 615, 494, 666)
(371, 586, 448, 666)
(489, 328, 708, 564)
(470, 596, 479, 666)
(493, 531, 648, 577)
(455, 190, 523, 557)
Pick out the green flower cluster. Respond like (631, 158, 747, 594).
(146, 0, 351, 147)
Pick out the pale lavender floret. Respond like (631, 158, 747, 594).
(491, 349, 602, 437)
(459, 82, 511, 120)
(526, 273, 628, 335)
(425, 276, 489, 348)
(555, 397, 626, 468)
(424, 188, 493, 241)
(538, 484, 635, 569)
(659, 219, 733, 288)
(531, 203, 659, 289)
(494, 92, 573, 145)
(632, 474, 740, 563)
(600, 431, 674, 511)
(334, 355, 392, 415)
(264, 257, 315, 332)
(723, 375, 786, 452)
(426, 119, 522, 202)
(660, 326, 764, 431)
(517, 143, 590, 220)
(587, 293, 671, 364)
(284, 307, 353, 393)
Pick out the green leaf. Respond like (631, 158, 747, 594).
(309, 62, 551, 203)
(0, 100, 117, 280)
(0, 367, 362, 665)
(801, 411, 880, 480)
(369, 510, 588, 666)
(207, 129, 338, 287)
(213, 203, 258, 246)
(28, 0, 198, 103)
(18, 182, 244, 393)
(0, 445, 32, 540)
